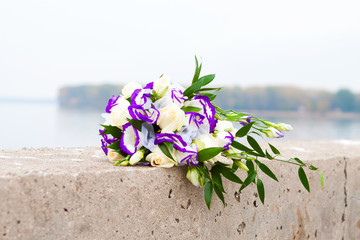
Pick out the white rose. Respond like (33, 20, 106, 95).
(109, 98, 130, 128)
(107, 149, 126, 163)
(215, 120, 237, 135)
(157, 103, 185, 133)
(145, 147, 175, 168)
(153, 75, 171, 98)
(122, 82, 142, 99)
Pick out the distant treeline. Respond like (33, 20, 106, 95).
(58, 85, 360, 112)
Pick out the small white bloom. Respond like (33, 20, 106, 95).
(145, 147, 175, 168)
(157, 103, 185, 133)
(107, 149, 126, 163)
(276, 123, 293, 131)
(153, 75, 171, 98)
(129, 149, 146, 165)
(215, 120, 237, 135)
(122, 82, 142, 99)
(109, 98, 130, 128)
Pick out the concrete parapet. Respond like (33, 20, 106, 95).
(0, 140, 359, 239)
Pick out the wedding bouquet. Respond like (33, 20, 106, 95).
(99, 57, 321, 209)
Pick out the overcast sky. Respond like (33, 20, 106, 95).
(1, 0, 359, 99)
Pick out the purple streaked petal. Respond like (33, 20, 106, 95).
(171, 88, 188, 104)
(223, 132, 234, 151)
(194, 95, 217, 133)
(186, 112, 205, 129)
(144, 82, 154, 89)
(105, 95, 120, 113)
(179, 147, 198, 166)
(154, 133, 188, 152)
(120, 122, 140, 155)
(130, 89, 151, 107)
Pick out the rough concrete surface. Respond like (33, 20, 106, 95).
(0, 140, 359, 240)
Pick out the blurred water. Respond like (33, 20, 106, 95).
(0, 102, 359, 149)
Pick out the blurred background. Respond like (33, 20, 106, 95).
(1, 0, 359, 149)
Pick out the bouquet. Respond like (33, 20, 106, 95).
(99, 57, 321, 209)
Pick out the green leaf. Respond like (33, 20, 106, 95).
(231, 141, 253, 152)
(192, 56, 202, 84)
(211, 166, 225, 192)
(298, 167, 310, 192)
(265, 150, 274, 160)
(183, 74, 216, 97)
(198, 147, 224, 162)
(268, 143, 280, 155)
(127, 119, 143, 132)
(257, 179, 265, 204)
(235, 122, 254, 138)
(164, 141, 174, 151)
(106, 140, 120, 150)
(100, 125, 123, 139)
(247, 136, 265, 157)
(204, 181, 214, 210)
(158, 143, 175, 161)
(220, 167, 243, 184)
(294, 157, 305, 166)
(181, 106, 202, 113)
(255, 160, 278, 182)
(320, 172, 324, 187)
(308, 165, 318, 171)
(213, 184, 225, 206)
(196, 87, 222, 92)
(240, 170, 257, 191)
(231, 161, 239, 172)
(246, 160, 255, 172)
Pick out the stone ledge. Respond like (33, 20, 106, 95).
(0, 140, 359, 239)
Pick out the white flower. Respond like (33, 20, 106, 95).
(107, 149, 125, 163)
(186, 168, 203, 187)
(109, 98, 130, 128)
(153, 75, 171, 98)
(215, 120, 237, 135)
(129, 148, 146, 165)
(145, 147, 175, 168)
(157, 103, 185, 133)
(122, 82, 142, 99)
(276, 123, 293, 131)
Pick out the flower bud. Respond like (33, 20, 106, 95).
(186, 167, 203, 187)
(276, 123, 293, 132)
(120, 160, 129, 166)
(129, 149, 146, 165)
(262, 127, 284, 138)
(235, 160, 249, 171)
(193, 139, 205, 151)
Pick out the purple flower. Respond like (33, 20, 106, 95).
(106, 95, 120, 113)
(179, 148, 198, 166)
(194, 95, 217, 133)
(120, 123, 140, 155)
(186, 112, 205, 129)
(128, 105, 159, 124)
(171, 88, 187, 104)
(154, 133, 188, 152)
(130, 89, 151, 108)
(99, 129, 118, 155)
